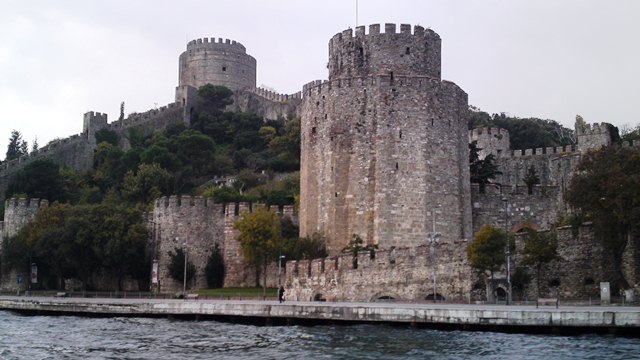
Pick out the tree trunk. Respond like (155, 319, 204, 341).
(262, 260, 267, 299)
(486, 271, 495, 303)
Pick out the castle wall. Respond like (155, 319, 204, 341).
(471, 184, 562, 235)
(150, 198, 295, 291)
(179, 37, 256, 91)
(151, 195, 225, 292)
(285, 240, 472, 302)
(1, 198, 48, 292)
(576, 122, 612, 152)
(468, 127, 510, 159)
(231, 88, 302, 121)
(0, 135, 95, 204)
(510, 225, 616, 300)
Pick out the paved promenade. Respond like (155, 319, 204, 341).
(1, 295, 639, 335)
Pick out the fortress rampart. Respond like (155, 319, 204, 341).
(286, 240, 471, 302)
(150, 196, 296, 291)
(1, 198, 48, 240)
(471, 183, 562, 235)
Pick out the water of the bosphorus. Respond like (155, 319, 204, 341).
(1, 310, 639, 359)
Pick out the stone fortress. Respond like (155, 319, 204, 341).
(1, 23, 639, 299)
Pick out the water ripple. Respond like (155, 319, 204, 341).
(0, 311, 638, 359)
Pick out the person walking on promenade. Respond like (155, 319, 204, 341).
(278, 286, 285, 303)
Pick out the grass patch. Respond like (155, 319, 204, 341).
(195, 287, 277, 298)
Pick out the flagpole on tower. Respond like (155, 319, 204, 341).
(356, 0, 358, 27)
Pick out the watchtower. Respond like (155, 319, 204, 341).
(177, 37, 257, 92)
(300, 24, 472, 255)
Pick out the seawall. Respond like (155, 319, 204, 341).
(1, 296, 639, 336)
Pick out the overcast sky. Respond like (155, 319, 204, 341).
(1, 0, 639, 160)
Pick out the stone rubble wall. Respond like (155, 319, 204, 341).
(285, 240, 472, 302)
(471, 183, 562, 235)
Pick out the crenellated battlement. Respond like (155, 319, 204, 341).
(246, 87, 302, 103)
(186, 37, 246, 53)
(495, 144, 577, 159)
(575, 122, 610, 136)
(179, 37, 256, 92)
(154, 195, 221, 209)
(4, 197, 49, 211)
(2, 197, 48, 240)
(468, 127, 509, 140)
(286, 241, 467, 285)
(328, 24, 442, 80)
(330, 23, 440, 44)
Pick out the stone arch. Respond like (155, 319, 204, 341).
(511, 221, 540, 234)
(424, 292, 445, 301)
(494, 284, 508, 300)
(313, 293, 327, 302)
(370, 291, 400, 302)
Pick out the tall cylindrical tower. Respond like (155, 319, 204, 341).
(300, 24, 472, 255)
(178, 37, 257, 91)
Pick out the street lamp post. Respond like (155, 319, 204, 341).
(182, 240, 188, 295)
(427, 211, 441, 302)
(502, 197, 512, 305)
(278, 255, 286, 286)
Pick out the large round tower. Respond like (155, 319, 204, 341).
(178, 37, 257, 91)
(300, 24, 472, 255)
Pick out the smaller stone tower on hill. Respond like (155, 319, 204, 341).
(177, 37, 257, 93)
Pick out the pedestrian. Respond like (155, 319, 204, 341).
(278, 285, 285, 303)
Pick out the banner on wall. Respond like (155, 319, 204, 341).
(151, 261, 158, 284)
(30, 264, 38, 284)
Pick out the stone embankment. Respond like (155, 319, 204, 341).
(0, 296, 639, 336)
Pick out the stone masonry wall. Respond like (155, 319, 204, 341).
(285, 240, 472, 302)
(151, 195, 225, 292)
(471, 183, 562, 235)
(511, 225, 616, 300)
(151, 198, 296, 291)
(1, 198, 49, 291)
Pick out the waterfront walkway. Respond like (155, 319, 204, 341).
(1, 295, 639, 335)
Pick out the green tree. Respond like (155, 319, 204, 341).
(97, 207, 150, 291)
(205, 243, 225, 288)
(521, 228, 558, 298)
(469, 141, 502, 193)
(5, 130, 28, 161)
(234, 208, 281, 294)
(523, 165, 540, 195)
(167, 247, 196, 290)
(95, 129, 120, 146)
(266, 117, 301, 172)
(122, 163, 171, 204)
(467, 225, 513, 301)
(92, 142, 126, 190)
(566, 146, 640, 290)
(5, 159, 68, 202)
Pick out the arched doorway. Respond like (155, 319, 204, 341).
(425, 293, 445, 301)
(495, 287, 507, 301)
